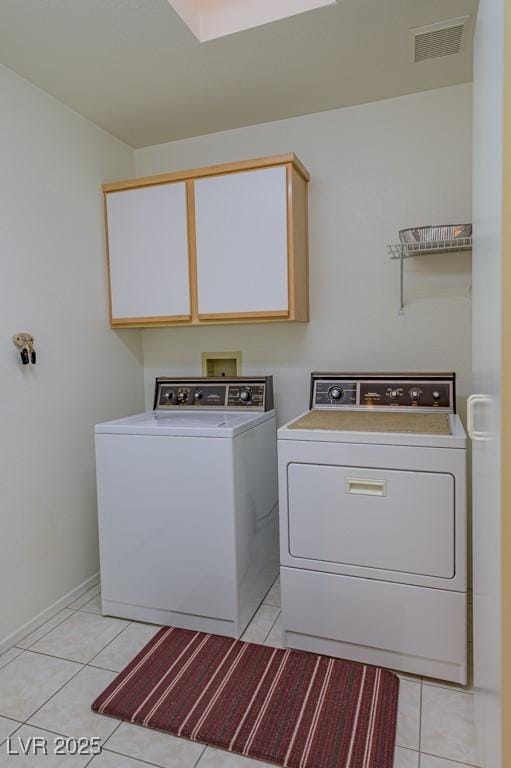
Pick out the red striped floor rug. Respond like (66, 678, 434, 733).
(92, 627, 399, 768)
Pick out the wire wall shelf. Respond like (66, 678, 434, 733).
(388, 237, 473, 261)
(387, 237, 473, 314)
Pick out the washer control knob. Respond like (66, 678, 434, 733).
(164, 391, 175, 401)
(409, 388, 422, 401)
(177, 391, 189, 404)
(389, 389, 399, 400)
(328, 386, 344, 401)
(432, 391, 441, 401)
(239, 389, 252, 403)
(193, 391, 203, 401)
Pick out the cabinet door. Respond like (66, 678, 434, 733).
(194, 166, 289, 318)
(106, 182, 191, 324)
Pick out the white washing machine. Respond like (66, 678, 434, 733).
(96, 376, 279, 638)
(278, 372, 467, 683)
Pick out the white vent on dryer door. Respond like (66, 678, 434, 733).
(411, 17, 469, 63)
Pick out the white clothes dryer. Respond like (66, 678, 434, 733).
(278, 372, 467, 683)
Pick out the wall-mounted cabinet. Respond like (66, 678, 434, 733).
(103, 154, 309, 328)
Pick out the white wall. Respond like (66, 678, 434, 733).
(0, 64, 145, 650)
(472, 0, 504, 764)
(136, 84, 472, 425)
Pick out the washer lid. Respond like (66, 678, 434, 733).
(96, 409, 274, 437)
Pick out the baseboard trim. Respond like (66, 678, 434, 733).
(0, 572, 100, 655)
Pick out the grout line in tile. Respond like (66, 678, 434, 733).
(20, 617, 130, 668)
(261, 576, 280, 609)
(84, 621, 162, 673)
(11, 647, 83, 664)
(87, 661, 119, 674)
(418, 680, 423, 753)
(11, 646, 89, 666)
(14, 647, 114, 741)
(66, 586, 101, 611)
(262, 576, 278, 599)
(11, 720, 78, 742)
(0, 648, 24, 671)
(395, 672, 423, 685)
(262, 610, 281, 644)
(88, 622, 133, 668)
(101, 744, 176, 767)
(0, 721, 30, 750)
(421, 679, 474, 695)
(400, 746, 421, 768)
(100, 720, 123, 748)
(0, 717, 24, 748)
(193, 744, 209, 768)
(100, 722, 207, 768)
(0, 715, 23, 727)
(15, 609, 77, 651)
(13, 604, 85, 653)
(419, 749, 480, 767)
(20, 656, 87, 725)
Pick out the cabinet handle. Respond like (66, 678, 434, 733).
(467, 394, 492, 441)
(346, 478, 387, 497)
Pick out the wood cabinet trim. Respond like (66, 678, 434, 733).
(186, 180, 199, 322)
(103, 153, 309, 194)
(112, 314, 192, 328)
(103, 193, 114, 327)
(286, 164, 296, 320)
(112, 314, 308, 328)
(198, 310, 290, 321)
(290, 167, 310, 322)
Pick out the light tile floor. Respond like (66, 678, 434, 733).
(0, 581, 479, 768)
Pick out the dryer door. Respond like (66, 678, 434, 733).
(287, 463, 454, 579)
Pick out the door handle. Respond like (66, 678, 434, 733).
(346, 478, 387, 497)
(467, 394, 492, 441)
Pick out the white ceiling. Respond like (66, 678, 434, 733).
(0, 0, 477, 148)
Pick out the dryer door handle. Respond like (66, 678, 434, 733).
(467, 394, 492, 441)
(346, 478, 387, 497)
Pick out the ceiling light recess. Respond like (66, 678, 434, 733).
(410, 16, 470, 63)
(168, 0, 337, 42)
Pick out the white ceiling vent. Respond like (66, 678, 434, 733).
(411, 17, 469, 63)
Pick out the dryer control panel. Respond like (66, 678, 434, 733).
(154, 376, 274, 411)
(311, 373, 455, 413)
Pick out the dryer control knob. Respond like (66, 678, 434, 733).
(194, 391, 203, 401)
(177, 391, 189, 404)
(389, 389, 399, 399)
(409, 388, 422, 401)
(328, 386, 344, 401)
(432, 391, 441, 400)
(240, 389, 252, 403)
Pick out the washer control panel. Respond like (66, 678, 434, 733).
(311, 373, 455, 413)
(154, 376, 273, 411)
